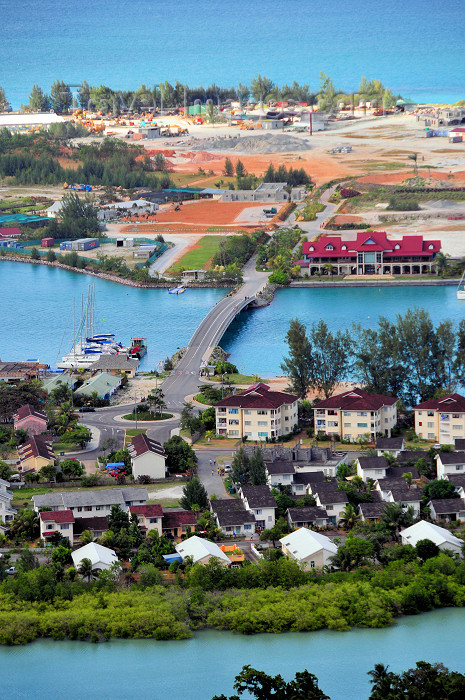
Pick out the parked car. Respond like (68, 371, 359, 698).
(224, 465, 232, 473)
(6, 566, 16, 575)
(79, 407, 95, 413)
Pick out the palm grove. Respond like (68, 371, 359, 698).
(282, 309, 465, 406)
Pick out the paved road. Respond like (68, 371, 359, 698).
(160, 254, 269, 410)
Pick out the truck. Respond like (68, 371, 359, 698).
(70, 183, 93, 192)
(263, 207, 277, 217)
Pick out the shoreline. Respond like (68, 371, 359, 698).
(1, 256, 459, 289)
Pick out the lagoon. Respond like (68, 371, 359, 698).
(0, 607, 464, 699)
(2, 262, 465, 376)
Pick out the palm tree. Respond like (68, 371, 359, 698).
(408, 152, 419, 175)
(435, 251, 449, 278)
(338, 503, 361, 530)
(367, 663, 394, 696)
(402, 471, 413, 489)
(80, 530, 94, 545)
(323, 262, 334, 279)
(78, 557, 94, 582)
(351, 475, 365, 492)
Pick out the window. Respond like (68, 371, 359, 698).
(244, 410, 251, 415)
(244, 524, 251, 530)
(46, 524, 53, 530)
(257, 410, 268, 415)
(244, 421, 251, 426)
(60, 524, 68, 530)
(384, 419, 389, 424)
(257, 421, 268, 426)
(229, 430, 239, 436)
(328, 421, 338, 427)
(85, 506, 92, 512)
(229, 408, 238, 414)
(375, 469, 384, 475)
(245, 432, 252, 437)
(453, 425, 461, 430)
(149, 518, 158, 523)
(456, 465, 464, 471)
(310, 561, 315, 568)
(283, 474, 290, 480)
(229, 419, 239, 425)
(96, 506, 102, 511)
(418, 411, 423, 415)
(427, 411, 434, 417)
(326, 505, 333, 510)
(453, 414, 460, 419)
(357, 423, 368, 428)
(344, 422, 350, 427)
(427, 422, 434, 428)
(343, 411, 351, 416)
(255, 509, 262, 515)
(357, 412, 367, 416)
(295, 485, 304, 491)
(258, 432, 268, 437)
(428, 433, 435, 439)
(268, 515, 273, 521)
(325, 244, 334, 250)
(77, 507, 82, 512)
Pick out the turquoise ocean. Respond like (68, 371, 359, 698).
(1, 0, 464, 109)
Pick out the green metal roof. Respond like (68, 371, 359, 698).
(75, 373, 121, 398)
(396, 98, 417, 106)
(43, 375, 75, 392)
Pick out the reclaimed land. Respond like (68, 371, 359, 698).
(1, 556, 465, 645)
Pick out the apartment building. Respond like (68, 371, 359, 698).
(314, 388, 398, 442)
(414, 394, 465, 445)
(215, 383, 298, 440)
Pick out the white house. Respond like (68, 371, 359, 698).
(376, 437, 405, 458)
(428, 498, 465, 523)
(39, 509, 74, 542)
(129, 504, 163, 535)
(71, 542, 119, 572)
(356, 456, 389, 482)
(436, 451, 465, 479)
(280, 527, 338, 569)
(127, 434, 166, 480)
(400, 520, 464, 557)
(0, 479, 16, 531)
(175, 535, 230, 566)
(312, 483, 349, 525)
(239, 485, 277, 529)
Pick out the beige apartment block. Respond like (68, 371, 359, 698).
(313, 388, 398, 442)
(414, 394, 465, 445)
(215, 383, 298, 440)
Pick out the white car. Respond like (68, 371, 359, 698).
(6, 566, 16, 575)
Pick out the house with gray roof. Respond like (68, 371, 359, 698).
(239, 485, 277, 529)
(32, 487, 148, 518)
(312, 484, 348, 525)
(286, 506, 329, 530)
(91, 354, 140, 377)
(428, 498, 465, 523)
(210, 499, 256, 536)
(376, 437, 405, 457)
(359, 502, 388, 523)
(436, 451, 465, 479)
(356, 456, 389, 482)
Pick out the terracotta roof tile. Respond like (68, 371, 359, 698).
(315, 388, 397, 411)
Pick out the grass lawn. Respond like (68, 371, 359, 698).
(124, 428, 147, 446)
(147, 497, 180, 507)
(167, 235, 224, 274)
(208, 373, 261, 386)
(122, 412, 173, 421)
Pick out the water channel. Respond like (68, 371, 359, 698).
(2, 262, 464, 376)
(0, 607, 464, 699)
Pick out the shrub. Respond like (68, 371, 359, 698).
(340, 188, 361, 198)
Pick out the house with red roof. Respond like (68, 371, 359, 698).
(17, 436, 55, 471)
(414, 393, 465, 445)
(13, 404, 47, 437)
(314, 388, 398, 442)
(295, 231, 441, 277)
(127, 434, 166, 480)
(129, 504, 163, 535)
(215, 383, 298, 440)
(162, 509, 197, 539)
(0, 227, 21, 239)
(39, 509, 74, 542)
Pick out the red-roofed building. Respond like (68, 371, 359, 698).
(162, 509, 197, 539)
(414, 393, 465, 445)
(0, 227, 21, 239)
(295, 232, 441, 276)
(17, 436, 55, 471)
(127, 434, 166, 480)
(39, 509, 74, 541)
(13, 404, 47, 437)
(130, 504, 163, 535)
(314, 388, 398, 442)
(215, 383, 298, 440)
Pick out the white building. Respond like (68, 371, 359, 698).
(97, 199, 158, 221)
(0, 479, 16, 531)
(71, 542, 119, 572)
(280, 527, 338, 569)
(128, 434, 166, 480)
(238, 485, 277, 529)
(400, 520, 464, 557)
(32, 487, 148, 517)
(356, 456, 389, 482)
(175, 535, 230, 566)
(436, 451, 465, 479)
(39, 510, 74, 542)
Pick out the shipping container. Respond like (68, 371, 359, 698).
(41, 237, 54, 247)
(60, 241, 73, 251)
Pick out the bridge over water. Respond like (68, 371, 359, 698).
(162, 256, 269, 410)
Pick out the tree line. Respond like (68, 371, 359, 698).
(212, 661, 465, 700)
(282, 309, 465, 405)
(1, 73, 401, 115)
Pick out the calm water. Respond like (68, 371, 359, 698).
(2, 262, 464, 375)
(0, 262, 226, 369)
(0, 608, 464, 699)
(222, 285, 465, 376)
(1, 0, 464, 108)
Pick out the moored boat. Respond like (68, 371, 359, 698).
(457, 271, 465, 299)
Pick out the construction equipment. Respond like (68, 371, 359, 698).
(70, 183, 92, 192)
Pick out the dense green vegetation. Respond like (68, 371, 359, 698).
(0, 130, 166, 188)
(2, 551, 465, 644)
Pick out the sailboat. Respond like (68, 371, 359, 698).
(457, 271, 465, 300)
(56, 284, 127, 369)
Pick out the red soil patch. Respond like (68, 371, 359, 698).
(332, 214, 364, 225)
(356, 170, 465, 186)
(152, 200, 261, 226)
